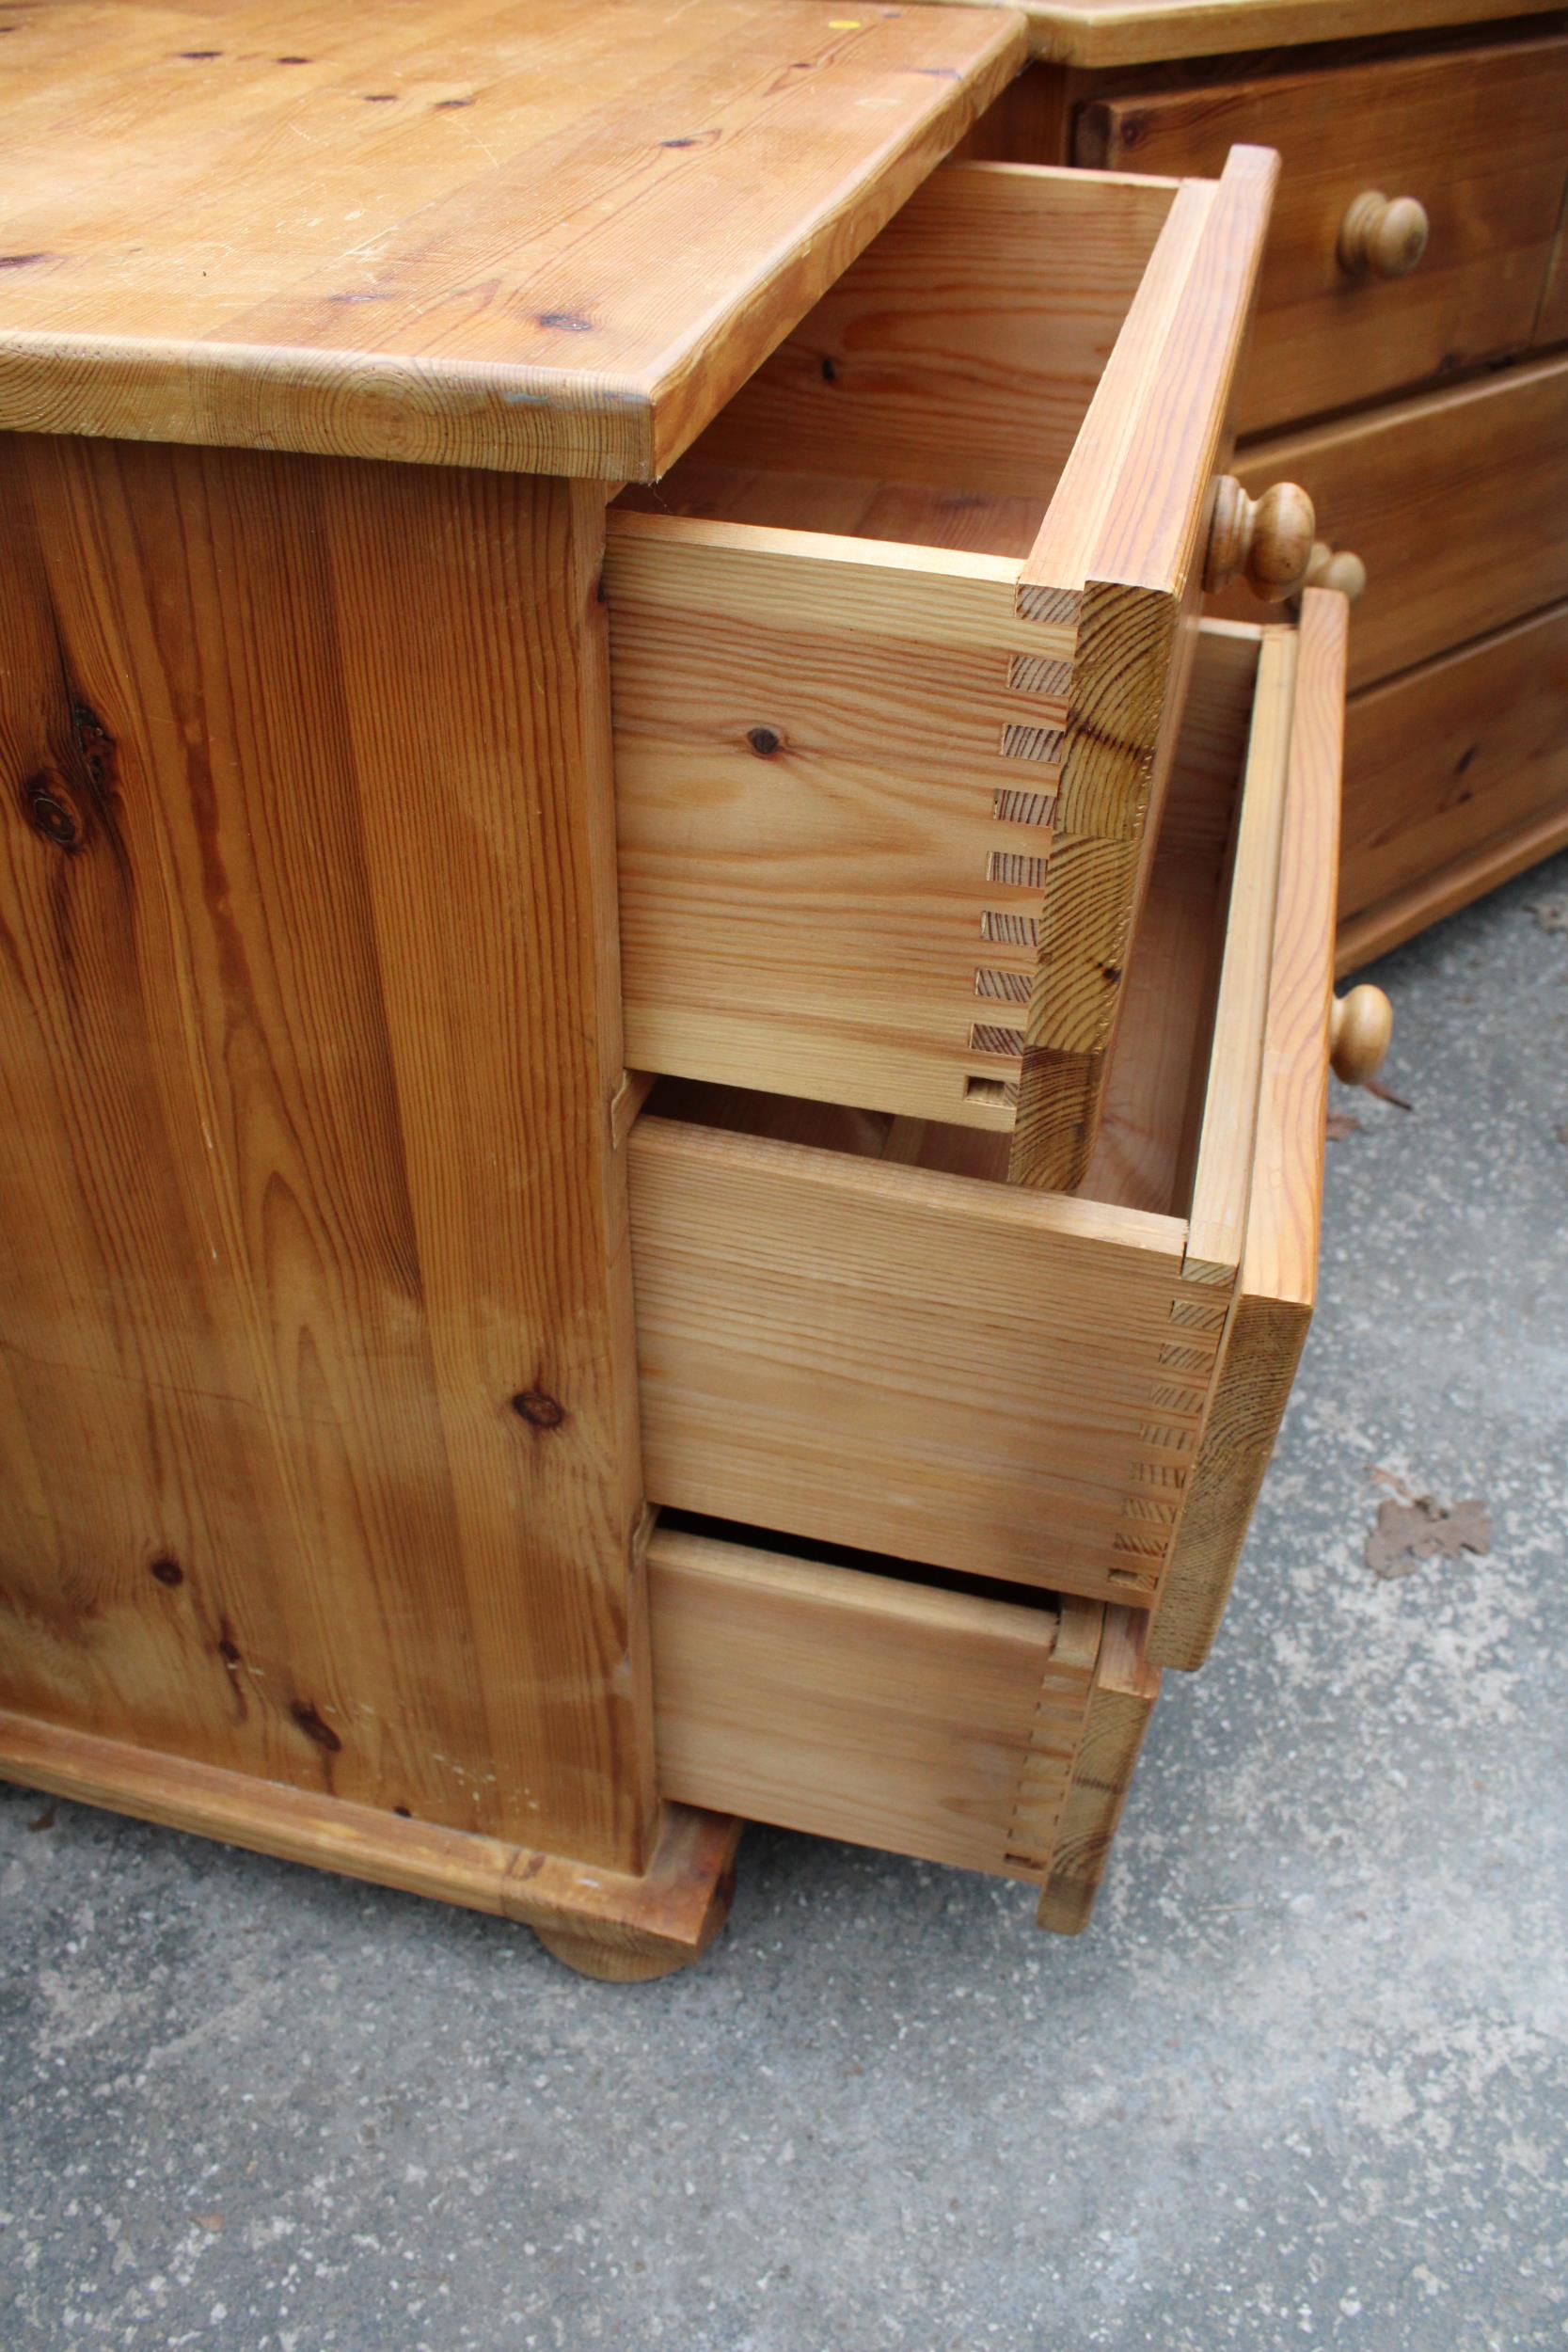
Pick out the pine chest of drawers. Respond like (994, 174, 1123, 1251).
(0, 0, 1386, 1973)
(956, 0, 1568, 966)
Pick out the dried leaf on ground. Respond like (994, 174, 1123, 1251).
(1366, 1494, 1492, 1580)
(1528, 896, 1568, 935)
(1325, 1112, 1361, 1140)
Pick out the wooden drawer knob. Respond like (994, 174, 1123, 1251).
(1204, 477, 1316, 601)
(1302, 539, 1367, 604)
(1330, 985, 1393, 1086)
(1338, 191, 1429, 279)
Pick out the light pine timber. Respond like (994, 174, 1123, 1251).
(1036, 1606, 1160, 1931)
(1076, 38, 1568, 434)
(1337, 599, 1568, 952)
(648, 1526, 1105, 1881)
(0, 434, 692, 1902)
(1149, 591, 1347, 1671)
(608, 512, 1068, 1133)
(610, 154, 1277, 1164)
(627, 616, 1311, 1616)
(630, 1116, 1210, 1605)
(1079, 621, 1262, 1217)
(917, 0, 1566, 67)
(0, 0, 1025, 480)
(687, 162, 1180, 498)
(1009, 145, 1277, 1188)
(1216, 355, 1568, 693)
(0, 1707, 739, 1980)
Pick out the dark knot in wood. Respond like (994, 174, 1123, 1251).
(291, 1702, 342, 1753)
(513, 1389, 566, 1429)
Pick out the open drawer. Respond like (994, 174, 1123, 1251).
(646, 1517, 1160, 1930)
(628, 596, 1350, 1667)
(608, 149, 1293, 1191)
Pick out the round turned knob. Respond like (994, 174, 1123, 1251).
(1330, 985, 1393, 1086)
(1338, 190, 1429, 279)
(1302, 539, 1368, 604)
(1204, 477, 1316, 601)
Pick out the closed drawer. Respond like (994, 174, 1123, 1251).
(629, 596, 1349, 1662)
(648, 1519, 1158, 1915)
(1337, 601, 1568, 960)
(609, 149, 1285, 1192)
(1078, 37, 1568, 435)
(1217, 355, 1568, 692)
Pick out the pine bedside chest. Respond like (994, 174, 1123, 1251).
(0, 0, 1389, 1971)
(942, 0, 1568, 965)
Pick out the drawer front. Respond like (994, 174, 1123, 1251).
(1148, 594, 1344, 1670)
(1079, 38, 1568, 435)
(1218, 356, 1568, 692)
(1337, 601, 1568, 958)
(629, 605, 1345, 1627)
(610, 149, 1280, 1193)
(648, 1522, 1153, 1889)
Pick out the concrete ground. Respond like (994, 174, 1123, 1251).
(3, 854, 1566, 2352)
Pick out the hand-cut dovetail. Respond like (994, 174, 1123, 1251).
(969, 1023, 1025, 1057)
(1007, 651, 1074, 701)
(1000, 722, 1066, 766)
(1016, 581, 1083, 628)
(974, 967, 1030, 1004)
(964, 1073, 1020, 1106)
(992, 786, 1054, 826)
(986, 850, 1046, 890)
(980, 910, 1039, 946)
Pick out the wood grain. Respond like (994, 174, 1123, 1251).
(922, 0, 1567, 68)
(0, 436, 654, 1872)
(687, 161, 1179, 496)
(1010, 146, 1277, 1188)
(1338, 601, 1568, 937)
(0, 1707, 739, 1971)
(1183, 627, 1298, 1283)
(648, 1525, 1103, 1881)
(1219, 355, 1568, 691)
(1081, 621, 1260, 1216)
(629, 1105, 1215, 1608)
(1077, 38, 1568, 433)
(1338, 800, 1568, 973)
(1536, 160, 1568, 347)
(608, 508, 1067, 1132)
(1035, 1606, 1159, 1931)
(626, 612, 1311, 1623)
(0, 0, 1025, 479)
(611, 151, 1275, 1170)
(1149, 591, 1345, 1671)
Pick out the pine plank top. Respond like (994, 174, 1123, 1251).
(0, 0, 1025, 477)
(928, 0, 1564, 64)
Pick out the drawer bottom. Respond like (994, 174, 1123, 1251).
(648, 1518, 1159, 1925)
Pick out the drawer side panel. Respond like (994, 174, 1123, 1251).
(649, 1527, 1104, 1880)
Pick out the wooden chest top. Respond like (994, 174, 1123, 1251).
(0, 0, 1023, 476)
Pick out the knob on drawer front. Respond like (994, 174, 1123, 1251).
(1301, 540, 1368, 605)
(1204, 477, 1316, 601)
(1338, 191, 1430, 279)
(1330, 986, 1394, 1087)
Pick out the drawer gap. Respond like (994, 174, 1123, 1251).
(652, 1505, 1066, 1620)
